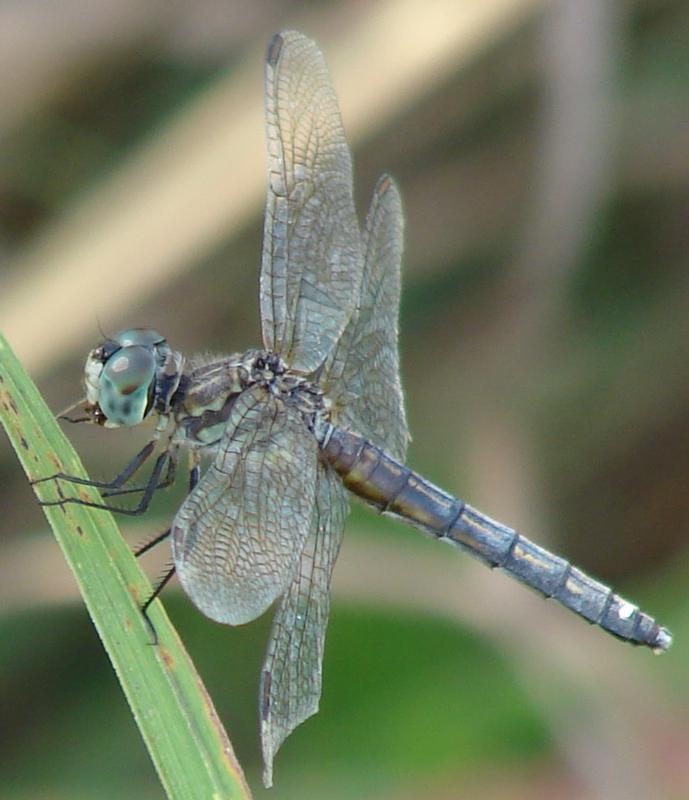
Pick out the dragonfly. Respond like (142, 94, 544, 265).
(38, 30, 671, 787)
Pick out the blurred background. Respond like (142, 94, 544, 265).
(1, 0, 688, 798)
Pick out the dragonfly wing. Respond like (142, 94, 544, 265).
(260, 30, 364, 374)
(324, 174, 410, 461)
(171, 384, 318, 625)
(259, 462, 348, 787)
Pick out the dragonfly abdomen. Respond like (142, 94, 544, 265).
(320, 424, 671, 652)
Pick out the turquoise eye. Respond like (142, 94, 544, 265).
(113, 328, 165, 349)
(99, 345, 156, 427)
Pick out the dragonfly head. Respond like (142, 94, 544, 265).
(82, 328, 177, 428)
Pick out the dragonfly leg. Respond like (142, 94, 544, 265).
(135, 463, 200, 637)
(102, 453, 177, 498)
(39, 450, 170, 516)
(188, 463, 200, 492)
(141, 562, 176, 645)
(31, 440, 157, 491)
(132, 465, 198, 556)
(134, 527, 172, 558)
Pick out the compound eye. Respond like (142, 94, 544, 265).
(98, 345, 157, 427)
(113, 328, 165, 348)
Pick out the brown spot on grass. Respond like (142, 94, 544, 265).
(160, 647, 175, 670)
(20, 436, 29, 450)
(129, 583, 142, 604)
(76, 525, 84, 536)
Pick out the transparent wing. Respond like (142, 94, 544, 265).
(323, 175, 410, 461)
(259, 462, 348, 787)
(260, 30, 364, 374)
(171, 384, 318, 625)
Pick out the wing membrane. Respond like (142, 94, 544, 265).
(324, 174, 410, 461)
(260, 30, 364, 373)
(259, 462, 348, 787)
(171, 384, 318, 625)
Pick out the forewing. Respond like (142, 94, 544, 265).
(324, 175, 410, 461)
(259, 462, 348, 787)
(260, 30, 364, 373)
(171, 385, 318, 625)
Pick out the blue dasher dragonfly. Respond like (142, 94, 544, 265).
(38, 30, 671, 787)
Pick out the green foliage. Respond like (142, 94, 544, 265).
(0, 336, 250, 800)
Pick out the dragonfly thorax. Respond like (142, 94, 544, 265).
(171, 348, 328, 451)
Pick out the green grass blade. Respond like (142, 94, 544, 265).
(0, 335, 252, 800)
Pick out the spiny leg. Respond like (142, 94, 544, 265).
(134, 527, 172, 558)
(39, 449, 170, 516)
(137, 462, 200, 641)
(32, 440, 157, 491)
(132, 463, 197, 556)
(141, 561, 176, 645)
(102, 454, 177, 499)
